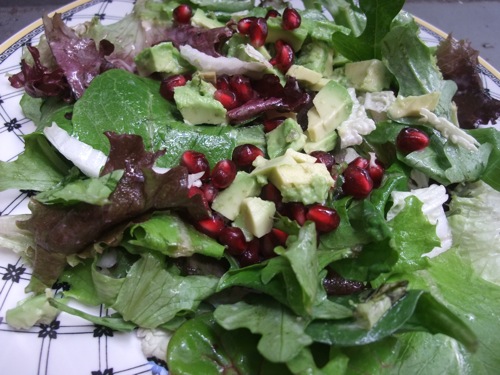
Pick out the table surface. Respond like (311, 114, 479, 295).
(0, 0, 499, 69)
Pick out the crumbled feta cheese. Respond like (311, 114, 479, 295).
(419, 108, 480, 151)
(337, 89, 376, 148)
(136, 328, 172, 360)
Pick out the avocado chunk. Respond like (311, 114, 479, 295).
(266, 118, 307, 158)
(344, 59, 391, 92)
(238, 197, 276, 238)
(173, 75, 227, 125)
(387, 92, 441, 119)
(191, 8, 224, 29)
(303, 131, 338, 153)
(266, 17, 308, 51)
(307, 80, 353, 142)
(286, 65, 323, 89)
(252, 149, 334, 205)
(211, 171, 263, 220)
(135, 42, 193, 77)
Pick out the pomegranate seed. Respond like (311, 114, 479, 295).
(249, 17, 268, 48)
(367, 156, 385, 188)
(195, 214, 225, 239)
(265, 9, 280, 19)
(211, 159, 237, 189)
(310, 151, 335, 171)
(306, 205, 340, 233)
(200, 183, 219, 204)
(271, 40, 294, 73)
(260, 228, 288, 259)
(260, 183, 283, 204)
(214, 89, 239, 110)
(230, 75, 255, 103)
(232, 144, 264, 170)
(263, 117, 286, 133)
(285, 202, 307, 226)
(160, 74, 188, 101)
(188, 186, 209, 211)
(282, 7, 301, 30)
(238, 239, 261, 266)
(349, 157, 369, 170)
(180, 150, 210, 180)
(173, 4, 193, 24)
(237, 17, 256, 35)
(219, 227, 247, 256)
(396, 127, 430, 154)
(216, 74, 231, 91)
(323, 270, 366, 296)
(342, 165, 373, 199)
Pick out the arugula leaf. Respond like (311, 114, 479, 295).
(112, 253, 218, 328)
(331, 0, 405, 61)
(214, 297, 313, 363)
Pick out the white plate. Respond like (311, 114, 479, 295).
(0, 1, 499, 374)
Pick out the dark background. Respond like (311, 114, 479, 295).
(0, 0, 499, 68)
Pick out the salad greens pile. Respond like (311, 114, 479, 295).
(1, 0, 500, 374)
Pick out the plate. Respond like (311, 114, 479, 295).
(0, 1, 499, 374)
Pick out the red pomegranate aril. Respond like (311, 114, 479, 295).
(232, 144, 265, 169)
(238, 239, 261, 266)
(310, 151, 335, 171)
(173, 4, 193, 24)
(286, 202, 307, 226)
(219, 227, 247, 256)
(349, 156, 369, 170)
(396, 127, 430, 154)
(195, 214, 225, 239)
(214, 89, 239, 110)
(263, 116, 286, 132)
(270, 227, 288, 246)
(180, 150, 210, 180)
(260, 183, 283, 205)
(342, 165, 374, 199)
(216, 74, 231, 91)
(230, 75, 255, 103)
(160, 74, 187, 101)
(265, 9, 280, 19)
(249, 17, 268, 48)
(200, 183, 219, 204)
(282, 7, 301, 30)
(271, 40, 294, 73)
(306, 204, 340, 233)
(188, 186, 210, 211)
(260, 228, 288, 259)
(367, 157, 385, 188)
(211, 159, 237, 189)
(237, 17, 256, 35)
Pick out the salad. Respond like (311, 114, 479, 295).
(1, 0, 500, 374)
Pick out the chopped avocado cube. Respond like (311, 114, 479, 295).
(266, 17, 308, 52)
(173, 76, 227, 125)
(239, 197, 276, 238)
(387, 92, 441, 119)
(285, 148, 317, 164)
(268, 163, 334, 204)
(303, 131, 337, 153)
(266, 118, 307, 158)
(211, 171, 262, 220)
(286, 65, 323, 88)
(309, 80, 353, 141)
(135, 42, 193, 77)
(191, 8, 224, 29)
(345, 59, 391, 92)
(252, 153, 296, 176)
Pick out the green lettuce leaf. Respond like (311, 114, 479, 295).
(214, 297, 313, 363)
(112, 252, 218, 328)
(124, 211, 225, 258)
(0, 133, 70, 192)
